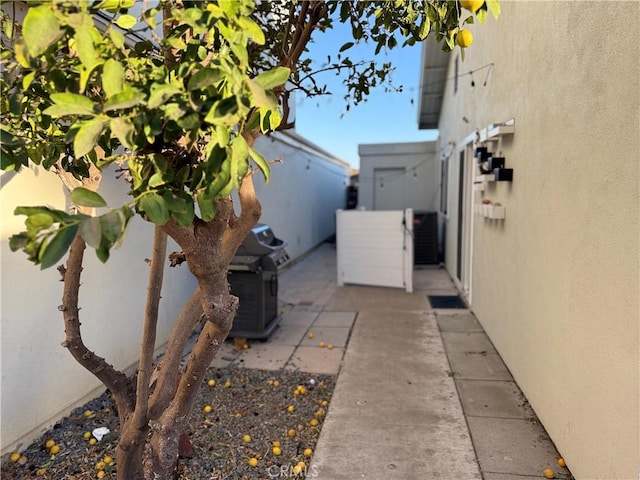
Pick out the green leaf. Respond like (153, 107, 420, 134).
(247, 79, 277, 109)
(102, 59, 125, 98)
(115, 14, 137, 29)
(140, 193, 170, 225)
(14, 206, 70, 223)
(74, 118, 107, 158)
(79, 216, 102, 248)
(339, 42, 354, 52)
(110, 117, 136, 150)
(22, 4, 62, 57)
(40, 225, 78, 269)
(25, 213, 54, 231)
(196, 190, 216, 222)
(230, 135, 249, 186)
(238, 16, 265, 45)
(104, 90, 145, 111)
(163, 191, 188, 213)
(108, 26, 125, 49)
(100, 210, 123, 242)
(486, 0, 501, 19)
(44, 93, 96, 117)
(418, 17, 431, 39)
(187, 67, 223, 90)
(9, 233, 29, 252)
(148, 84, 182, 109)
(70, 187, 108, 208)
(254, 67, 291, 90)
(204, 97, 238, 125)
(75, 23, 97, 69)
(249, 147, 270, 184)
(172, 201, 195, 227)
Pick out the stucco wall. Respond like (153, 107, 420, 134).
(250, 132, 349, 259)
(358, 141, 438, 211)
(0, 166, 198, 454)
(435, 2, 639, 479)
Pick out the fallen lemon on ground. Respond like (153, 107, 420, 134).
(242, 434, 251, 443)
(543, 468, 555, 479)
(272, 440, 281, 447)
(203, 405, 213, 414)
(557, 458, 566, 467)
(319, 342, 325, 348)
(287, 405, 295, 413)
(89, 438, 97, 445)
(272, 380, 280, 387)
(224, 380, 232, 388)
(10, 452, 21, 462)
(303, 448, 313, 457)
(97, 471, 106, 478)
(103, 455, 113, 465)
(96, 461, 106, 470)
(307, 332, 314, 339)
(320, 400, 328, 407)
(45, 439, 56, 449)
(293, 462, 306, 474)
(83, 410, 94, 418)
(287, 428, 297, 438)
(248, 457, 258, 467)
(460, 0, 484, 12)
(207, 379, 216, 387)
(456, 29, 473, 48)
(49, 445, 61, 455)
(309, 418, 319, 427)
(327, 344, 334, 350)
(83, 431, 92, 440)
(36, 468, 46, 476)
(272, 446, 282, 456)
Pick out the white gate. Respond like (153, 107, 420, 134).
(336, 209, 413, 292)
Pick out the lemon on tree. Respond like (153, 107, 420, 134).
(460, 0, 484, 13)
(456, 29, 474, 48)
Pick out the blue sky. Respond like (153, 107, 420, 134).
(294, 21, 438, 169)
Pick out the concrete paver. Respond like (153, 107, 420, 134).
(286, 346, 344, 375)
(278, 310, 318, 328)
(299, 326, 351, 348)
(234, 343, 295, 370)
(268, 325, 308, 346)
(441, 331, 497, 353)
(447, 352, 513, 381)
(468, 416, 563, 477)
(436, 311, 484, 332)
(313, 311, 356, 327)
(455, 379, 532, 418)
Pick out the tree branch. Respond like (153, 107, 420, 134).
(131, 227, 167, 431)
(60, 234, 134, 421)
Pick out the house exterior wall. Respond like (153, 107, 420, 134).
(435, 3, 639, 479)
(0, 134, 348, 454)
(358, 141, 438, 211)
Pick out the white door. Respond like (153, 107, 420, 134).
(455, 145, 475, 302)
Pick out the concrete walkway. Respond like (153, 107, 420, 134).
(215, 243, 571, 480)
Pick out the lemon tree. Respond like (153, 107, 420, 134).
(0, 1, 497, 479)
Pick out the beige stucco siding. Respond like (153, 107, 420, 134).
(436, 2, 639, 479)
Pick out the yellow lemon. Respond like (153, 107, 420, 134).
(287, 428, 297, 438)
(203, 405, 213, 414)
(248, 457, 258, 467)
(224, 380, 232, 388)
(460, 0, 484, 13)
(103, 455, 113, 465)
(207, 379, 216, 387)
(319, 342, 325, 348)
(36, 468, 46, 476)
(83, 432, 92, 440)
(557, 458, 566, 468)
(83, 410, 94, 418)
(89, 438, 97, 446)
(320, 400, 328, 407)
(327, 344, 334, 350)
(272, 380, 280, 387)
(10, 452, 21, 462)
(97, 471, 106, 479)
(49, 445, 61, 455)
(272, 446, 282, 456)
(96, 461, 106, 471)
(303, 448, 313, 457)
(287, 405, 295, 413)
(307, 332, 314, 339)
(242, 434, 251, 443)
(272, 440, 281, 448)
(309, 418, 319, 427)
(45, 439, 56, 449)
(456, 29, 473, 48)
(543, 469, 555, 479)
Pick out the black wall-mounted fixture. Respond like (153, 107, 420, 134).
(494, 168, 513, 182)
(488, 157, 505, 170)
(475, 147, 490, 163)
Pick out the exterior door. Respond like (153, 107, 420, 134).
(456, 146, 475, 302)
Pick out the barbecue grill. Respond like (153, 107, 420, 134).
(227, 224, 290, 338)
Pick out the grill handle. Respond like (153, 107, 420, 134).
(270, 273, 278, 296)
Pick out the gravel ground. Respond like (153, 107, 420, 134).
(1, 365, 335, 480)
